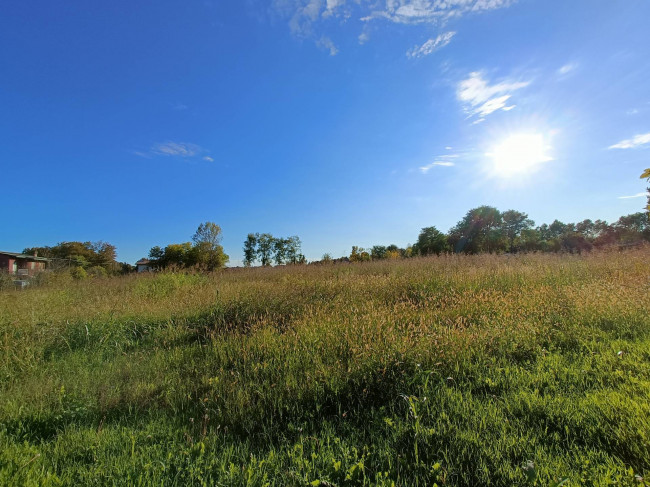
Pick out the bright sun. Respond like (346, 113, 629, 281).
(487, 133, 552, 178)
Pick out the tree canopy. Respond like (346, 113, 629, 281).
(148, 222, 229, 270)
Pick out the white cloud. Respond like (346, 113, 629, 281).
(317, 35, 339, 55)
(358, 30, 370, 44)
(557, 63, 577, 76)
(419, 161, 455, 173)
(608, 132, 650, 149)
(273, 0, 515, 53)
(406, 31, 455, 58)
(172, 103, 189, 111)
(618, 192, 649, 199)
(365, 0, 514, 24)
(457, 71, 529, 119)
(152, 142, 202, 157)
(135, 142, 211, 161)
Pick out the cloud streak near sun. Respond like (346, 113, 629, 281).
(457, 72, 529, 120)
(608, 132, 650, 149)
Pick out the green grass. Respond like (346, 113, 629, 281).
(1, 250, 649, 486)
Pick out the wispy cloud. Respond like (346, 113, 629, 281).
(363, 0, 515, 24)
(272, 0, 515, 53)
(134, 141, 213, 162)
(419, 153, 458, 173)
(316, 35, 339, 55)
(457, 71, 529, 119)
(618, 192, 649, 199)
(407, 31, 455, 58)
(608, 132, 650, 149)
(420, 161, 455, 174)
(152, 142, 202, 157)
(172, 103, 189, 111)
(557, 63, 577, 76)
(419, 161, 455, 173)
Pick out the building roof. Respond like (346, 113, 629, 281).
(0, 251, 49, 262)
(135, 258, 151, 265)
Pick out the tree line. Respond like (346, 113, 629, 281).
(22, 241, 129, 276)
(336, 207, 649, 264)
(243, 233, 305, 266)
(147, 222, 229, 270)
(18, 166, 649, 274)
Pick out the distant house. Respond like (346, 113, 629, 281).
(0, 251, 49, 276)
(135, 258, 153, 273)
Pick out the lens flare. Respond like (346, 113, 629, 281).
(487, 133, 552, 178)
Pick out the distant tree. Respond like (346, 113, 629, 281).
(163, 242, 194, 267)
(414, 226, 449, 256)
(23, 241, 119, 273)
(371, 245, 387, 260)
(501, 210, 534, 252)
(243, 234, 257, 267)
(517, 228, 542, 252)
(192, 222, 229, 270)
(615, 212, 650, 242)
(148, 246, 164, 262)
(385, 249, 401, 259)
(321, 253, 332, 263)
(560, 233, 593, 253)
(548, 220, 571, 239)
(448, 206, 503, 253)
(349, 246, 370, 262)
(403, 245, 414, 258)
(273, 238, 289, 265)
(256, 233, 275, 266)
(284, 236, 303, 264)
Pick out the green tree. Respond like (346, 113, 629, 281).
(615, 212, 650, 242)
(243, 234, 257, 267)
(284, 236, 303, 264)
(448, 206, 503, 253)
(349, 246, 370, 262)
(371, 245, 387, 260)
(273, 238, 289, 265)
(192, 222, 229, 270)
(413, 226, 449, 256)
(501, 210, 534, 252)
(256, 233, 275, 266)
(23, 241, 119, 273)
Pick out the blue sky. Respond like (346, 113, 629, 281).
(1, 0, 649, 265)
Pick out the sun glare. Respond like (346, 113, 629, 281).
(487, 133, 552, 179)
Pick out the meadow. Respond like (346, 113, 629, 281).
(1, 249, 649, 486)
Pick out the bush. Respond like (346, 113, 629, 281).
(0, 272, 15, 291)
(87, 266, 108, 278)
(70, 267, 87, 280)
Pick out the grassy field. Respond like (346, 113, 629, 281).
(1, 249, 649, 486)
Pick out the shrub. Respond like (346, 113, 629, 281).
(70, 266, 87, 280)
(86, 266, 108, 278)
(0, 272, 14, 291)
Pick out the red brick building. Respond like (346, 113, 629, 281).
(0, 251, 49, 276)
